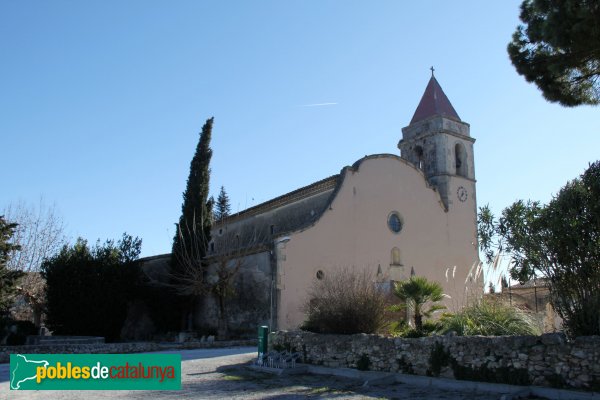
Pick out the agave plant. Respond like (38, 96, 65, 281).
(391, 276, 446, 331)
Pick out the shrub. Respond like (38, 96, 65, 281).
(390, 320, 441, 338)
(301, 267, 387, 334)
(42, 234, 142, 342)
(1, 318, 37, 345)
(6, 320, 37, 345)
(356, 354, 370, 371)
(440, 299, 540, 336)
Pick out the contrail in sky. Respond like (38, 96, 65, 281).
(299, 102, 338, 107)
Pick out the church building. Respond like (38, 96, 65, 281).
(198, 73, 481, 332)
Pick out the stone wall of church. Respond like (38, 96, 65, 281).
(139, 251, 273, 337)
(399, 115, 475, 209)
(211, 188, 335, 251)
(199, 185, 339, 336)
(195, 251, 273, 337)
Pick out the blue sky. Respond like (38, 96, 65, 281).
(1, 1, 598, 259)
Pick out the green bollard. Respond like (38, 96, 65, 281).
(258, 325, 269, 359)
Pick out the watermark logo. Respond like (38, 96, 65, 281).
(10, 354, 181, 390)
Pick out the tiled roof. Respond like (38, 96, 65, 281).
(410, 76, 460, 124)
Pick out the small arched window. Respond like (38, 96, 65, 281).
(414, 146, 424, 170)
(391, 247, 401, 266)
(455, 143, 467, 177)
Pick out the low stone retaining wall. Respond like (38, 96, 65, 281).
(26, 335, 105, 345)
(0, 339, 257, 364)
(271, 330, 600, 390)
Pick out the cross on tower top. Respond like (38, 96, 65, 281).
(430, 66, 435, 77)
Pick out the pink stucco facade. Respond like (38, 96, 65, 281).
(275, 154, 480, 329)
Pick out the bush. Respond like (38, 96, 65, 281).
(7, 320, 37, 345)
(440, 299, 540, 336)
(356, 354, 370, 371)
(390, 320, 441, 338)
(2, 319, 37, 345)
(301, 267, 387, 334)
(41, 234, 142, 342)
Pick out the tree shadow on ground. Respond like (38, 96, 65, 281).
(211, 362, 385, 399)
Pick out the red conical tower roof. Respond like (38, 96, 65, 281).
(410, 74, 460, 124)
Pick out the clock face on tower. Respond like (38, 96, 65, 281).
(457, 186, 468, 202)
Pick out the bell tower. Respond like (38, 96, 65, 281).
(398, 70, 476, 209)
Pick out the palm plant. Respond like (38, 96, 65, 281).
(391, 276, 446, 331)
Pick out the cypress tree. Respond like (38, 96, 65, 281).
(171, 117, 214, 328)
(172, 117, 214, 266)
(214, 186, 232, 221)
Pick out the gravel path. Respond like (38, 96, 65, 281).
(0, 347, 516, 399)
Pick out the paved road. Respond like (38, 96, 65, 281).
(0, 347, 509, 399)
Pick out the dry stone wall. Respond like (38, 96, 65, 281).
(271, 330, 600, 390)
(0, 339, 257, 363)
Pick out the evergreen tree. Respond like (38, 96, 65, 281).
(171, 117, 214, 328)
(214, 186, 232, 221)
(41, 234, 142, 341)
(0, 216, 24, 314)
(172, 117, 214, 261)
(507, 0, 600, 106)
